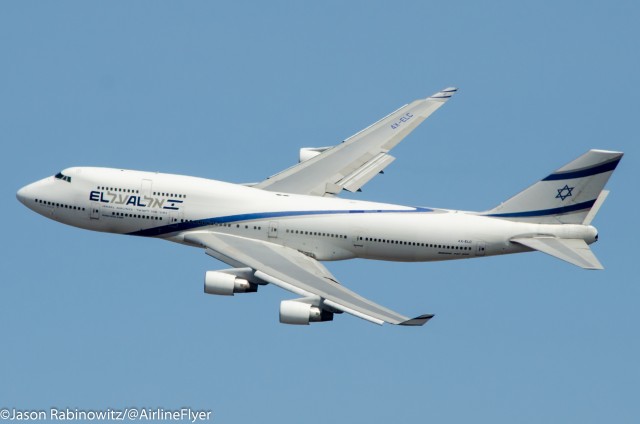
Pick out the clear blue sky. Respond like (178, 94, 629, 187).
(2, 2, 638, 423)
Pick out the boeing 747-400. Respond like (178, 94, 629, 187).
(17, 88, 622, 326)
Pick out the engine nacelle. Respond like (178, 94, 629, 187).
(204, 271, 257, 296)
(279, 300, 334, 325)
(299, 146, 332, 163)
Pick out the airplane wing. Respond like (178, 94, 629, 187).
(253, 87, 457, 196)
(184, 231, 433, 326)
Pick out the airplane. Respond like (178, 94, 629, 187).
(16, 87, 623, 327)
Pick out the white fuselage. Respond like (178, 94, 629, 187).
(17, 167, 598, 263)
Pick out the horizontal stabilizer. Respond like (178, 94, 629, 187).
(511, 237, 603, 270)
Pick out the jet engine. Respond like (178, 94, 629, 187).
(204, 271, 258, 296)
(279, 300, 334, 325)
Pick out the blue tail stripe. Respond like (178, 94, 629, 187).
(542, 158, 620, 181)
(486, 199, 596, 218)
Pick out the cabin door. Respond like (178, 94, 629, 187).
(90, 202, 100, 220)
(268, 221, 279, 238)
(140, 179, 153, 203)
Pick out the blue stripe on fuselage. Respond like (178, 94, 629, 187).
(128, 207, 433, 237)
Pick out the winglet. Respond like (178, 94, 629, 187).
(398, 313, 435, 326)
(428, 87, 458, 101)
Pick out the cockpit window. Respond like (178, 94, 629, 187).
(55, 172, 71, 183)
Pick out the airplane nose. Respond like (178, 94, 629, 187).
(16, 185, 29, 205)
(16, 181, 40, 207)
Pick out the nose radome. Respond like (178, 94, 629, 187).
(16, 181, 41, 207)
(16, 185, 29, 206)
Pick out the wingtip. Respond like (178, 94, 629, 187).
(398, 313, 435, 326)
(428, 87, 458, 100)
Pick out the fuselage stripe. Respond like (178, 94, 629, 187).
(128, 207, 433, 237)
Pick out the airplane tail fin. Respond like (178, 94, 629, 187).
(483, 150, 623, 224)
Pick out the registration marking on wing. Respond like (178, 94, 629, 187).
(390, 112, 414, 130)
